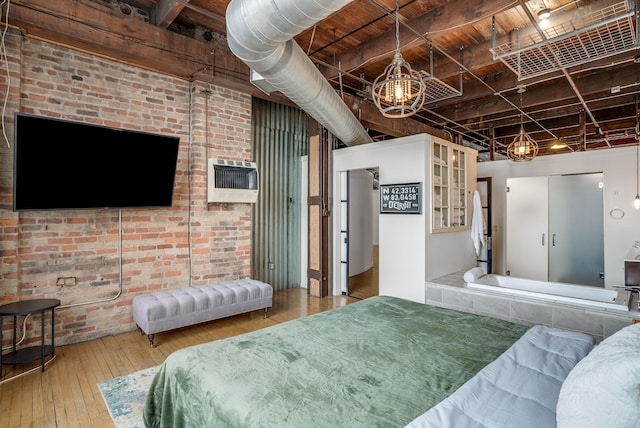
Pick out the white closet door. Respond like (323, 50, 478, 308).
(548, 173, 604, 286)
(506, 176, 548, 280)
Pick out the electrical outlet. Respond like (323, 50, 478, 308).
(268, 262, 275, 270)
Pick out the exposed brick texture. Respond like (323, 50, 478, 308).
(0, 31, 253, 346)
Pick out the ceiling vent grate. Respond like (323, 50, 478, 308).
(491, 1, 637, 80)
(421, 74, 462, 103)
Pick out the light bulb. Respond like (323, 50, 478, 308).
(394, 83, 404, 101)
(634, 194, 640, 210)
(538, 9, 551, 28)
(538, 9, 551, 20)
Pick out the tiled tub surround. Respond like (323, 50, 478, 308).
(426, 272, 640, 342)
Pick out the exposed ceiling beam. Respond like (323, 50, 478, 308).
(321, 0, 517, 79)
(321, 0, 625, 108)
(427, 64, 640, 128)
(8, 0, 254, 92)
(171, 3, 227, 35)
(150, 0, 188, 28)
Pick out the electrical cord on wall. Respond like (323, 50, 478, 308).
(57, 209, 124, 309)
(1, 210, 124, 356)
(0, 0, 11, 148)
(187, 83, 195, 288)
(0, 314, 29, 352)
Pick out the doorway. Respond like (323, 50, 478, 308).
(340, 168, 379, 299)
(476, 177, 493, 274)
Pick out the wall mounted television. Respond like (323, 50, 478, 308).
(13, 113, 181, 211)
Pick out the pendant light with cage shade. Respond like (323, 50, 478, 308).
(371, 0, 426, 118)
(507, 86, 539, 162)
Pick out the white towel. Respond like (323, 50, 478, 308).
(463, 267, 485, 283)
(470, 190, 485, 256)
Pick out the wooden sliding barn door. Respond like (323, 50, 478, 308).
(307, 129, 331, 297)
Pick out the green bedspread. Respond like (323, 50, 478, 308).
(144, 296, 529, 428)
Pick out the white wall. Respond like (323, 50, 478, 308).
(332, 134, 477, 303)
(478, 146, 640, 287)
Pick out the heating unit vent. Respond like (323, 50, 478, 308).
(207, 159, 259, 203)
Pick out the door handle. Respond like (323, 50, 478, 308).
(541, 233, 545, 246)
(552, 234, 556, 246)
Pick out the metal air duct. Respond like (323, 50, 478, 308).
(226, 0, 372, 146)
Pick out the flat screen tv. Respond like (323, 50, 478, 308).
(13, 113, 180, 211)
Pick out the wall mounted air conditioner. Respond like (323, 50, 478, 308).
(207, 159, 259, 203)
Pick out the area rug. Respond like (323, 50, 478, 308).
(98, 365, 159, 428)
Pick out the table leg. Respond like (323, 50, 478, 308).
(12, 315, 17, 352)
(51, 308, 55, 361)
(40, 310, 45, 372)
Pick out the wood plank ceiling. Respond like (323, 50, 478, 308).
(7, 0, 640, 159)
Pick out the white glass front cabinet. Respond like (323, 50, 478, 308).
(432, 141, 473, 233)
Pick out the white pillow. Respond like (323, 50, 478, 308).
(556, 323, 640, 428)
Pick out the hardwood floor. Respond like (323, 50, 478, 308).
(347, 245, 379, 300)
(0, 288, 366, 428)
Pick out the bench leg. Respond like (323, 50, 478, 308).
(147, 334, 155, 347)
(263, 307, 269, 319)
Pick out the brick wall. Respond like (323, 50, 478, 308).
(0, 31, 253, 346)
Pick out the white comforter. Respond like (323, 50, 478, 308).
(405, 325, 594, 428)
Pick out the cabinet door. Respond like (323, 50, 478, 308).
(506, 176, 548, 280)
(432, 142, 471, 232)
(451, 148, 466, 227)
(432, 142, 449, 229)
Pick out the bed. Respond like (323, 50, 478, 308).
(143, 295, 611, 428)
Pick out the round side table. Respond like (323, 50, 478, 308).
(0, 298, 60, 378)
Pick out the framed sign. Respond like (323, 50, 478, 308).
(380, 182, 422, 214)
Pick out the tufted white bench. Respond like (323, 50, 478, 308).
(132, 279, 273, 346)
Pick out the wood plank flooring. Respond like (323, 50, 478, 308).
(0, 286, 377, 428)
(348, 245, 379, 300)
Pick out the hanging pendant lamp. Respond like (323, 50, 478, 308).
(372, 0, 425, 119)
(507, 86, 539, 162)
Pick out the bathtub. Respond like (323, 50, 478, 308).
(466, 274, 630, 312)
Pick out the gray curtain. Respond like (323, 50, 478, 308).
(251, 98, 308, 291)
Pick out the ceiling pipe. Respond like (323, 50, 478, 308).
(226, 0, 372, 146)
